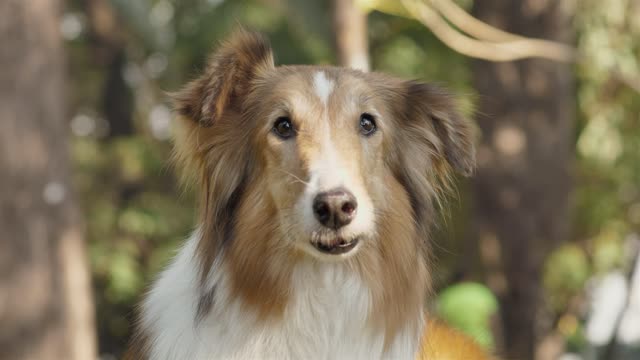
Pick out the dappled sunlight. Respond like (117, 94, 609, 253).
(493, 125, 527, 157)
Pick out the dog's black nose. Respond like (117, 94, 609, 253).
(312, 188, 357, 229)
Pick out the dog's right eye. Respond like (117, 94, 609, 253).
(359, 113, 377, 136)
(273, 117, 294, 139)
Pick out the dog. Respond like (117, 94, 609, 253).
(125, 29, 492, 360)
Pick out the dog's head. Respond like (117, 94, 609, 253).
(173, 30, 475, 274)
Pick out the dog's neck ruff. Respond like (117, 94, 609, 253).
(140, 231, 425, 360)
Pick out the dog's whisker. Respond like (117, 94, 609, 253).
(276, 168, 309, 185)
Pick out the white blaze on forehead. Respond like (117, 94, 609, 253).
(313, 71, 334, 105)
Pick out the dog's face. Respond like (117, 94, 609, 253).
(250, 69, 390, 260)
(173, 31, 475, 267)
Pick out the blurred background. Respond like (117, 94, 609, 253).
(1, 0, 640, 359)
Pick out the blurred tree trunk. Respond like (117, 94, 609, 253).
(84, 0, 134, 138)
(0, 1, 97, 359)
(332, 0, 369, 71)
(469, 1, 574, 359)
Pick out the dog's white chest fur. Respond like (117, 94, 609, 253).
(140, 234, 422, 359)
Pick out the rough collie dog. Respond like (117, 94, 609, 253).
(126, 30, 492, 360)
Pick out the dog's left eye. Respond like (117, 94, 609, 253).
(359, 113, 377, 136)
(273, 117, 294, 139)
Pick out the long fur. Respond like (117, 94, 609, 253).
(126, 29, 491, 360)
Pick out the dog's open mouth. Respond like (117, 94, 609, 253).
(311, 237, 359, 255)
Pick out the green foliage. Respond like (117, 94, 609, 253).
(536, 3, 640, 352)
(436, 282, 498, 349)
(574, 0, 640, 241)
(543, 244, 590, 312)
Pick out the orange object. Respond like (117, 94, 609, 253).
(419, 320, 496, 360)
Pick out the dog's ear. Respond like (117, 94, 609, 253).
(169, 30, 274, 282)
(172, 29, 274, 127)
(401, 81, 476, 177)
(170, 29, 274, 185)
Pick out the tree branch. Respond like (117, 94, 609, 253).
(430, 0, 522, 42)
(400, 0, 577, 62)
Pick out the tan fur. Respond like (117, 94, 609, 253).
(357, 174, 429, 347)
(225, 176, 294, 320)
(171, 30, 275, 284)
(129, 29, 489, 359)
